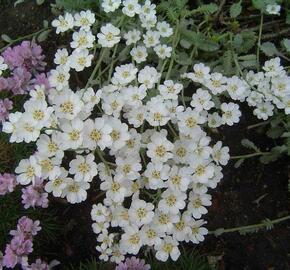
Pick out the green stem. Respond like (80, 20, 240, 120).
(165, 21, 180, 80)
(0, 27, 50, 53)
(168, 122, 178, 138)
(230, 152, 268, 160)
(256, 12, 264, 71)
(85, 48, 106, 89)
(210, 214, 290, 236)
(108, 44, 119, 81)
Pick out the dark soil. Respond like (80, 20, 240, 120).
(0, 1, 290, 269)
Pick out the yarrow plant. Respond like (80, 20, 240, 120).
(2, 0, 290, 267)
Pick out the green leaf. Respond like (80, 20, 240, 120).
(266, 126, 284, 139)
(182, 31, 219, 52)
(230, 1, 242, 18)
(241, 139, 260, 152)
(36, 0, 45, 4)
(1, 34, 12, 43)
(260, 42, 279, 57)
(234, 158, 245, 168)
(233, 31, 257, 53)
(37, 29, 51, 42)
(176, 52, 192, 65)
(222, 50, 233, 75)
(282, 39, 290, 53)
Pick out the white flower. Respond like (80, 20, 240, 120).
(62, 179, 90, 203)
(122, 85, 146, 107)
(138, 66, 160, 89)
(36, 134, 64, 159)
(140, 225, 162, 246)
(156, 21, 173, 37)
(208, 112, 222, 128)
(185, 63, 211, 84)
(140, 0, 156, 19)
(100, 176, 127, 203)
(192, 161, 215, 184)
(146, 96, 170, 126)
(74, 10, 95, 31)
(212, 141, 230, 166)
(71, 30, 95, 51)
(97, 23, 120, 48)
(120, 225, 142, 255)
(23, 99, 53, 128)
(29, 85, 46, 101)
(253, 102, 274, 120)
(188, 192, 212, 219)
(102, 0, 121, 13)
(45, 168, 69, 197)
(130, 46, 148, 63)
(186, 219, 208, 244)
(166, 165, 191, 192)
(53, 90, 84, 120)
(221, 102, 241, 126)
(54, 48, 70, 67)
(91, 203, 111, 223)
(190, 88, 214, 112)
(52, 13, 74, 34)
(112, 63, 138, 86)
(158, 189, 186, 214)
(226, 76, 247, 101)
(49, 66, 70, 91)
(2, 112, 23, 143)
(206, 72, 227, 94)
(69, 154, 98, 182)
(15, 114, 41, 143)
(69, 49, 93, 71)
(124, 105, 147, 128)
(144, 162, 169, 189)
(147, 131, 174, 163)
(123, 29, 141, 45)
(177, 108, 206, 136)
(153, 210, 179, 234)
(102, 92, 124, 117)
(159, 80, 183, 100)
(155, 236, 180, 262)
(35, 153, 61, 180)
(59, 118, 84, 150)
(263, 57, 284, 77)
(107, 117, 130, 152)
(83, 118, 112, 150)
(122, 0, 141, 17)
(115, 157, 142, 182)
(15, 156, 41, 185)
(0, 56, 8, 75)
(128, 199, 155, 227)
(143, 30, 160, 47)
(154, 44, 172, 59)
(266, 4, 281, 15)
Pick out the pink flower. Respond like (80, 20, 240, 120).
(33, 73, 50, 91)
(2, 217, 42, 269)
(0, 173, 17, 195)
(29, 259, 49, 270)
(116, 257, 151, 270)
(7, 67, 32, 94)
(0, 98, 13, 122)
(0, 77, 8, 92)
(21, 178, 49, 209)
(2, 41, 45, 72)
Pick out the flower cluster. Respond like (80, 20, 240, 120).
(116, 256, 150, 270)
(0, 173, 17, 195)
(0, 41, 48, 123)
(2, 217, 41, 269)
(244, 57, 290, 120)
(21, 177, 49, 209)
(3, 0, 244, 265)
